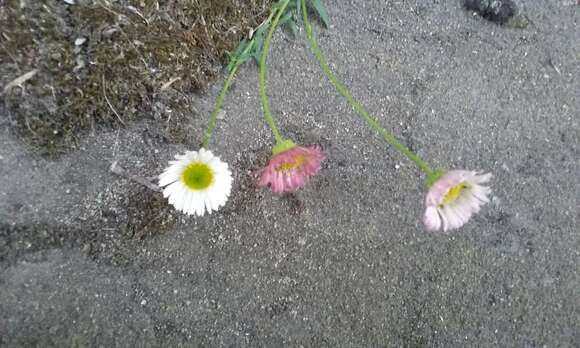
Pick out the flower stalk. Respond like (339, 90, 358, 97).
(300, 0, 437, 182)
(201, 42, 254, 148)
(260, 0, 292, 146)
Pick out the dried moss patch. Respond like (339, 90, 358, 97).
(0, 0, 270, 155)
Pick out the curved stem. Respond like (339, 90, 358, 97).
(260, 0, 291, 144)
(300, 0, 435, 177)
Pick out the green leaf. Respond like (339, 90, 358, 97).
(285, 19, 298, 37)
(234, 51, 253, 69)
(278, 11, 293, 26)
(234, 40, 249, 59)
(309, 0, 330, 28)
(272, 0, 287, 11)
(252, 22, 268, 41)
(226, 39, 249, 72)
(278, 10, 299, 38)
(250, 24, 268, 64)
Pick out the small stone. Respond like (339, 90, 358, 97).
(74, 37, 87, 46)
(463, 0, 516, 24)
(81, 243, 91, 254)
(63, 0, 75, 4)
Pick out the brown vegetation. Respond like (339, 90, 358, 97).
(0, 0, 270, 155)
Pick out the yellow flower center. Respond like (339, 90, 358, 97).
(276, 155, 304, 172)
(442, 183, 467, 205)
(181, 162, 214, 190)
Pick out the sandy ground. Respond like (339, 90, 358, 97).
(1, 0, 579, 346)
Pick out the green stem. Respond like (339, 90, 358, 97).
(260, 0, 291, 144)
(300, 0, 435, 177)
(201, 65, 239, 148)
(202, 11, 281, 148)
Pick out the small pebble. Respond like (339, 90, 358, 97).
(463, 0, 516, 24)
(74, 37, 87, 46)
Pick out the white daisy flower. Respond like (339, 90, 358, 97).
(423, 170, 492, 232)
(159, 148, 233, 216)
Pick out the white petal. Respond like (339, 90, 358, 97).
(208, 190, 220, 212)
(441, 205, 463, 231)
(171, 185, 190, 213)
(185, 151, 201, 162)
(470, 185, 491, 203)
(174, 184, 193, 213)
(159, 168, 184, 187)
(438, 207, 449, 232)
(198, 192, 208, 216)
(423, 206, 442, 231)
(200, 149, 215, 163)
(469, 172, 492, 185)
(209, 158, 227, 172)
(460, 190, 485, 214)
(202, 192, 212, 215)
(163, 181, 182, 199)
(446, 203, 471, 227)
(203, 196, 212, 214)
(192, 191, 205, 216)
(182, 191, 195, 215)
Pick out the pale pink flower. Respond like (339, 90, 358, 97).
(423, 170, 492, 232)
(258, 145, 325, 193)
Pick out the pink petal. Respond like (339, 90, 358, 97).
(257, 145, 324, 193)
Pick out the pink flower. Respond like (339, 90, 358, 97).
(258, 145, 325, 193)
(423, 170, 492, 232)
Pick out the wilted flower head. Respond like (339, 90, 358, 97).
(159, 149, 232, 216)
(423, 170, 492, 232)
(258, 142, 324, 193)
